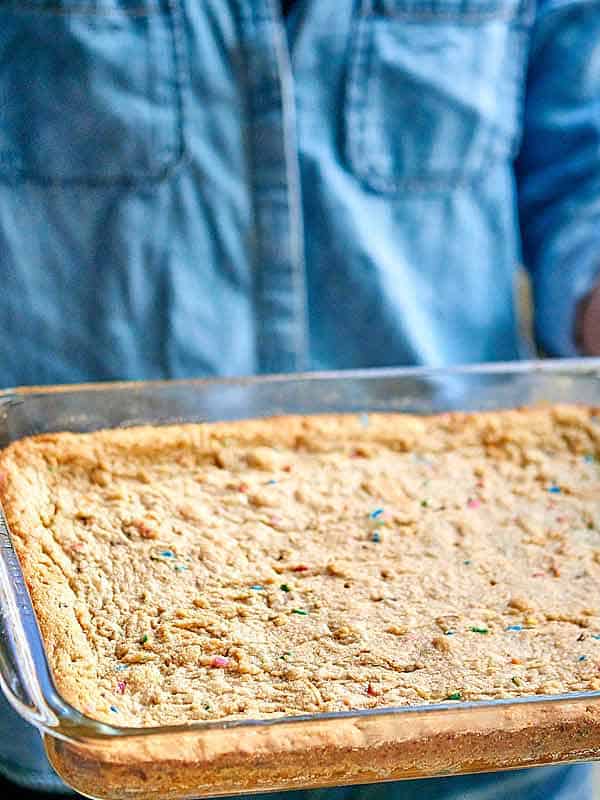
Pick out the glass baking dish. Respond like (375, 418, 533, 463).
(2, 359, 600, 800)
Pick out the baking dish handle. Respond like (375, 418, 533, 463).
(0, 504, 58, 731)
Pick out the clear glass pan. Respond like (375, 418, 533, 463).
(2, 359, 600, 799)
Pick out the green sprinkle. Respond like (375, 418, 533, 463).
(174, 564, 188, 572)
(203, 703, 211, 711)
(292, 608, 308, 616)
(280, 583, 291, 592)
(463, 560, 471, 565)
(511, 677, 520, 686)
(280, 652, 292, 660)
(447, 692, 461, 701)
(470, 627, 488, 634)
(140, 634, 149, 644)
(421, 499, 429, 508)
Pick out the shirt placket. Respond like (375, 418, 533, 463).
(236, 0, 308, 374)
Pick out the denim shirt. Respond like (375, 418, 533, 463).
(1, 0, 600, 796)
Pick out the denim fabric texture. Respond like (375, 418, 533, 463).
(1, 0, 599, 796)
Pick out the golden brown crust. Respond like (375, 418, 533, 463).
(3, 405, 600, 794)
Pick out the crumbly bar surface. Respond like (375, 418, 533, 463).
(2, 406, 600, 728)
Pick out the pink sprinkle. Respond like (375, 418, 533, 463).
(70, 542, 84, 551)
(117, 681, 126, 694)
(239, 483, 249, 493)
(532, 571, 546, 578)
(269, 516, 283, 528)
(556, 516, 567, 524)
(367, 683, 380, 697)
(211, 656, 230, 669)
(292, 565, 309, 572)
(467, 499, 481, 509)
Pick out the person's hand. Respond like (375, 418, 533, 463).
(578, 283, 600, 356)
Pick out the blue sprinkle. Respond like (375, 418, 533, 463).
(160, 550, 174, 558)
(267, 479, 277, 485)
(547, 486, 561, 494)
(444, 630, 455, 636)
(592, 635, 600, 640)
(372, 531, 381, 543)
(250, 584, 264, 591)
(584, 455, 596, 463)
(506, 625, 523, 632)
(110, 705, 119, 713)
(578, 655, 587, 662)
(174, 564, 188, 572)
(360, 413, 370, 428)
(370, 508, 384, 519)
(115, 665, 129, 672)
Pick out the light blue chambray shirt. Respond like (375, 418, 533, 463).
(1, 0, 600, 797)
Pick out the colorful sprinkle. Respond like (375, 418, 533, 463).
(174, 564, 188, 572)
(110, 705, 119, 713)
(292, 565, 309, 572)
(160, 550, 174, 558)
(280, 652, 292, 660)
(463, 560, 471, 565)
(592, 635, 600, 640)
(211, 656, 230, 669)
(239, 483, 249, 493)
(115, 664, 129, 671)
(447, 692, 461, 701)
(547, 486, 561, 494)
(421, 499, 429, 507)
(506, 625, 523, 631)
(292, 608, 308, 616)
(280, 583, 291, 592)
(467, 499, 481, 509)
(584, 454, 596, 463)
(360, 413, 370, 428)
(250, 584, 264, 591)
(140, 634, 149, 644)
(117, 681, 126, 694)
(367, 683, 379, 697)
(531, 572, 546, 578)
(372, 531, 381, 543)
(370, 508, 384, 519)
(470, 627, 488, 634)
(444, 630, 455, 636)
(267, 479, 278, 485)
(578, 655, 587, 662)
(511, 677, 520, 686)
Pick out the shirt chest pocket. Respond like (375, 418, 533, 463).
(0, 0, 186, 185)
(345, 0, 532, 192)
